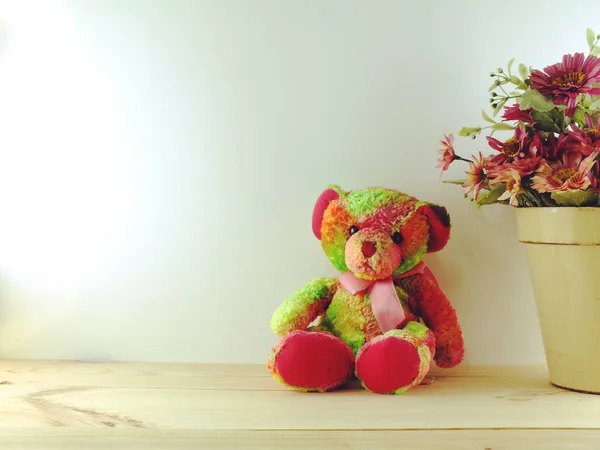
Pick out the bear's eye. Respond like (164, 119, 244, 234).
(349, 225, 359, 236)
(392, 232, 403, 245)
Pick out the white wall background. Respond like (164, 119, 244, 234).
(0, 0, 596, 364)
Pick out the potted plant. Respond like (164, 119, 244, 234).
(437, 29, 600, 393)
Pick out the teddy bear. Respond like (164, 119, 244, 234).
(267, 185, 464, 394)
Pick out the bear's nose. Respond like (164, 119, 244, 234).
(361, 241, 377, 258)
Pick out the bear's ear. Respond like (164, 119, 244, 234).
(312, 187, 341, 239)
(418, 203, 451, 252)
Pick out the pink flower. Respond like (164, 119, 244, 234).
(529, 53, 600, 116)
(531, 151, 599, 193)
(490, 169, 525, 207)
(435, 134, 456, 174)
(462, 152, 487, 199)
(544, 132, 570, 160)
(479, 155, 501, 180)
(502, 104, 533, 124)
(487, 126, 530, 165)
(486, 156, 543, 183)
(566, 114, 600, 156)
(510, 157, 545, 176)
(528, 132, 545, 158)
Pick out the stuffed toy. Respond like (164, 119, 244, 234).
(267, 185, 464, 394)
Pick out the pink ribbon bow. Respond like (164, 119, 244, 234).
(338, 262, 438, 333)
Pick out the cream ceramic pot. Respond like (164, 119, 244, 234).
(516, 207, 600, 393)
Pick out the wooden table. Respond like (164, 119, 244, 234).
(0, 361, 599, 449)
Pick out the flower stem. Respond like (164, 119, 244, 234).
(498, 85, 511, 97)
(521, 189, 541, 207)
(454, 155, 473, 163)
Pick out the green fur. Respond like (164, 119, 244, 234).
(320, 187, 349, 271)
(270, 277, 338, 336)
(327, 184, 346, 198)
(393, 244, 428, 276)
(316, 280, 411, 355)
(395, 284, 410, 305)
(345, 188, 409, 218)
(403, 321, 430, 339)
(323, 289, 366, 354)
(381, 329, 406, 340)
(417, 341, 432, 361)
(392, 386, 410, 395)
(323, 231, 349, 272)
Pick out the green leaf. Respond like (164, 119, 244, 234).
(520, 89, 555, 112)
(509, 75, 521, 85)
(443, 179, 467, 185)
(518, 63, 529, 80)
(458, 127, 481, 137)
(507, 58, 515, 76)
(587, 28, 596, 50)
(520, 189, 543, 207)
(531, 109, 564, 133)
(476, 184, 506, 206)
(572, 107, 587, 127)
(492, 122, 515, 131)
(592, 47, 600, 56)
(551, 190, 597, 206)
(589, 98, 600, 110)
(481, 110, 495, 124)
(492, 98, 507, 117)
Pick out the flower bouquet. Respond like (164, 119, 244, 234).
(437, 28, 600, 208)
(436, 29, 600, 394)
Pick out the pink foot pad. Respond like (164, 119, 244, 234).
(355, 329, 432, 394)
(268, 331, 355, 392)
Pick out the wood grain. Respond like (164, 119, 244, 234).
(0, 361, 599, 448)
(0, 429, 599, 450)
(0, 360, 551, 390)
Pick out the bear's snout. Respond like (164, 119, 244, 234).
(345, 229, 402, 280)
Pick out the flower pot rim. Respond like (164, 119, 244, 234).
(515, 206, 600, 215)
(515, 206, 600, 210)
(516, 205, 600, 244)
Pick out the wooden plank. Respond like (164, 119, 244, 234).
(0, 367, 599, 430)
(0, 360, 279, 391)
(0, 429, 598, 450)
(0, 361, 599, 448)
(0, 360, 549, 391)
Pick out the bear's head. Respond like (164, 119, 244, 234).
(312, 185, 450, 280)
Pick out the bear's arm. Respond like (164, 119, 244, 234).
(270, 277, 338, 336)
(399, 274, 464, 368)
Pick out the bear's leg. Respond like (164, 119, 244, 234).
(355, 322, 435, 394)
(268, 331, 355, 392)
